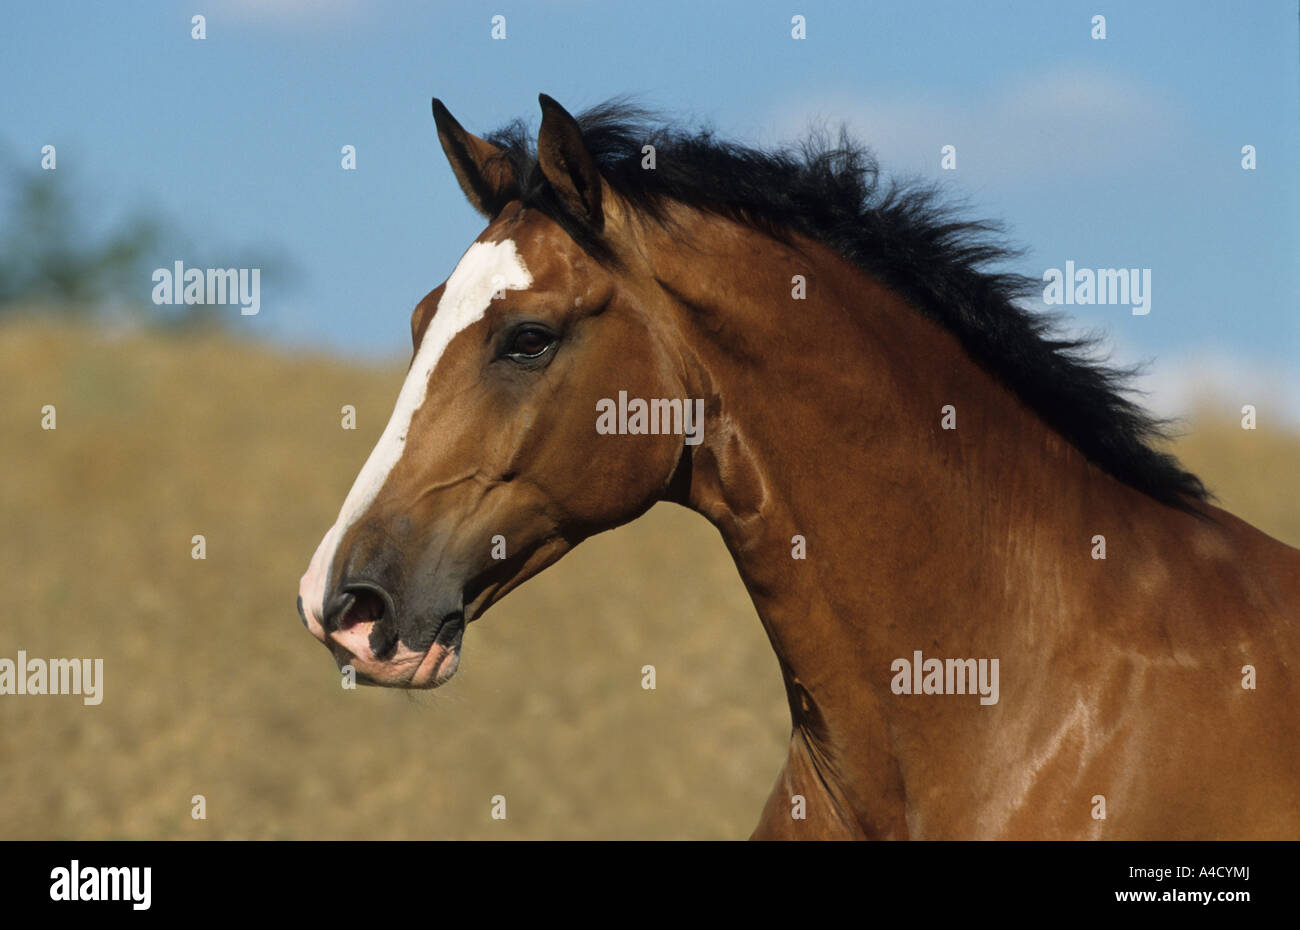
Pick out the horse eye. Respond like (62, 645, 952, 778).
(507, 327, 555, 360)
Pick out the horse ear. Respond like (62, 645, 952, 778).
(431, 98, 518, 218)
(536, 94, 603, 230)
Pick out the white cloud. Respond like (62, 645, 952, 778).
(1132, 352, 1300, 428)
(763, 67, 1179, 189)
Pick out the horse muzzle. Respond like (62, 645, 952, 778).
(297, 580, 465, 689)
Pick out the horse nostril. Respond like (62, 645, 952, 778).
(334, 583, 400, 659)
(339, 587, 386, 628)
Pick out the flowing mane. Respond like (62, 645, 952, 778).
(484, 100, 1208, 510)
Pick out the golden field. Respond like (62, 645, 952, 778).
(1, 318, 1296, 839)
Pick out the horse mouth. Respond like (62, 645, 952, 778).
(318, 590, 465, 689)
(326, 625, 462, 689)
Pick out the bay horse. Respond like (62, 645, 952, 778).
(298, 95, 1300, 839)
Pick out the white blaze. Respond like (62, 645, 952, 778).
(299, 239, 532, 625)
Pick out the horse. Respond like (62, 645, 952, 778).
(298, 94, 1300, 839)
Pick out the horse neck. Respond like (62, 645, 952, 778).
(648, 217, 1162, 832)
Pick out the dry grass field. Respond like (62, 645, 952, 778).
(1, 318, 1296, 839)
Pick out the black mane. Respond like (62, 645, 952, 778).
(486, 101, 1208, 510)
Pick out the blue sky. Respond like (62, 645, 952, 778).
(3, 0, 1298, 418)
